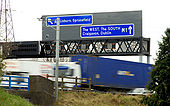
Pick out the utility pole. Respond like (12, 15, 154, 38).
(40, 17, 60, 101)
(55, 17, 60, 100)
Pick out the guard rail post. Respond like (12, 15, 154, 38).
(89, 78, 91, 91)
(9, 76, 11, 89)
(46, 74, 49, 79)
(28, 77, 30, 91)
(61, 76, 64, 92)
(75, 77, 77, 90)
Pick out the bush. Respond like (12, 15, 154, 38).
(142, 28, 170, 106)
(0, 54, 5, 82)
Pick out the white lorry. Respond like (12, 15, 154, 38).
(1, 60, 81, 89)
(4, 60, 54, 77)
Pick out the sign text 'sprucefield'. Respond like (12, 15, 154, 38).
(46, 15, 93, 26)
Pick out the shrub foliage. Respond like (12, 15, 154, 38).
(142, 28, 170, 106)
(0, 54, 5, 82)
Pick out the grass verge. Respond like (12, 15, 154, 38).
(0, 88, 33, 106)
(0, 88, 145, 106)
(57, 91, 145, 106)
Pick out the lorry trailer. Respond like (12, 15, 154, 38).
(71, 55, 153, 89)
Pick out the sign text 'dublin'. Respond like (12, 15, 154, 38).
(80, 24, 134, 38)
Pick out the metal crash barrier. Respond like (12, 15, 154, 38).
(0, 75, 30, 91)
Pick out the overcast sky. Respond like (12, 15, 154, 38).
(10, 0, 170, 64)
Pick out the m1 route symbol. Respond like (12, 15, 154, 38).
(80, 24, 134, 38)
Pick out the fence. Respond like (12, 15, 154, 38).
(0, 75, 30, 91)
(46, 75, 91, 91)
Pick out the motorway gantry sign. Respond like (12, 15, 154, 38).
(46, 15, 93, 26)
(80, 24, 134, 38)
(42, 11, 142, 41)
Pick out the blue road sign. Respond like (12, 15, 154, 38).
(80, 24, 134, 38)
(46, 15, 93, 26)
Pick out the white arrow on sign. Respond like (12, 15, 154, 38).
(128, 26, 132, 34)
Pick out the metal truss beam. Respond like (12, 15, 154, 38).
(41, 37, 150, 57)
(3, 37, 150, 58)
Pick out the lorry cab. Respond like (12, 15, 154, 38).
(58, 62, 81, 78)
(57, 62, 82, 89)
